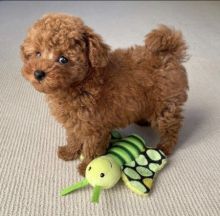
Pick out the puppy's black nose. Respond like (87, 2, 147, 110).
(34, 70, 46, 81)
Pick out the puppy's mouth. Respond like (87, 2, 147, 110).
(32, 80, 46, 93)
(32, 79, 60, 94)
(22, 72, 44, 93)
(22, 70, 58, 94)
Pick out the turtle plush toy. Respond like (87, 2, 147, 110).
(60, 131, 167, 203)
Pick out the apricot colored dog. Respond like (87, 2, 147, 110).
(21, 14, 188, 175)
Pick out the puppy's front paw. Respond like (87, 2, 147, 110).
(57, 146, 80, 161)
(157, 143, 173, 156)
(77, 161, 90, 176)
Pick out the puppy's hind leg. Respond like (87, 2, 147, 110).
(152, 105, 183, 156)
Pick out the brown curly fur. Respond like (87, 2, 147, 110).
(21, 13, 188, 175)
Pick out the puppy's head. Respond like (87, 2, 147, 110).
(21, 13, 110, 93)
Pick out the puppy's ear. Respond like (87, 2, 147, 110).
(83, 26, 110, 68)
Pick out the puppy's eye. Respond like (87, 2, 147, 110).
(36, 52, 41, 57)
(88, 166, 91, 171)
(58, 56, 68, 64)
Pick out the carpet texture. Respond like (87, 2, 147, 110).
(0, 1, 220, 216)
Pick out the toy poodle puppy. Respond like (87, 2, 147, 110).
(21, 13, 188, 175)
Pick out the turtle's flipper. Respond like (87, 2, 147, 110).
(121, 148, 167, 195)
(60, 178, 89, 196)
(91, 186, 102, 203)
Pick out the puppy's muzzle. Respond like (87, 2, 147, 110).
(34, 70, 46, 81)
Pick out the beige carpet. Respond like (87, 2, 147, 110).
(0, 1, 220, 216)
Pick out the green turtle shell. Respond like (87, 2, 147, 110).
(108, 131, 167, 196)
(107, 131, 146, 166)
(121, 147, 167, 195)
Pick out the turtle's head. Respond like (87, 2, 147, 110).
(85, 156, 121, 189)
(61, 155, 122, 203)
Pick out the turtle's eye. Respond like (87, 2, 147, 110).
(88, 166, 92, 171)
(58, 56, 68, 64)
(100, 173, 105, 178)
